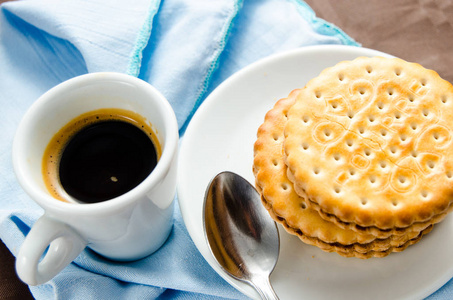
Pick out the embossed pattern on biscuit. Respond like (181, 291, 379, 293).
(254, 90, 376, 245)
(253, 89, 428, 257)
(284, 57, 453, 230)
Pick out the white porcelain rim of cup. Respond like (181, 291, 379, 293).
(12, 72, 178, 215)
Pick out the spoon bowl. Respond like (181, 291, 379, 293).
(203, 171, 280, 299)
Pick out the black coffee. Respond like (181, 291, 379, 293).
(58, 120, 157, 203)
(42, 108, 161, 204)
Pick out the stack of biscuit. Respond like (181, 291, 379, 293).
(253, 57, 453, 258)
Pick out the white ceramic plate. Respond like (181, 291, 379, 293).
(177, 45, 453, 299)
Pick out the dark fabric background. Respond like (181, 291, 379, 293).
(1, 0, 452, 298)
(305, 0, 453, 84)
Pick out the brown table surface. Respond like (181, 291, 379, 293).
(1, 0, 452, 299)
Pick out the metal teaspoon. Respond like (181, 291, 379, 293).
(203, 171, 280, 300)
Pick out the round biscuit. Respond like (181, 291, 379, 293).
(284, 57, 453, 230)
(253, 89, 427, 257)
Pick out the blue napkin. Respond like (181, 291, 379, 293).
(2, 0, 448, 299)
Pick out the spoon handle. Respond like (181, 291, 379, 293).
(250, 275, 279, 300)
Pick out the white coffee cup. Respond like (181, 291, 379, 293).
(13, 73, 179, 286)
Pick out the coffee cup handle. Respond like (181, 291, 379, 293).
(15, 215, 87, 286)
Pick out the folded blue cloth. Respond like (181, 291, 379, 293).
(1, 0, 449, 299)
